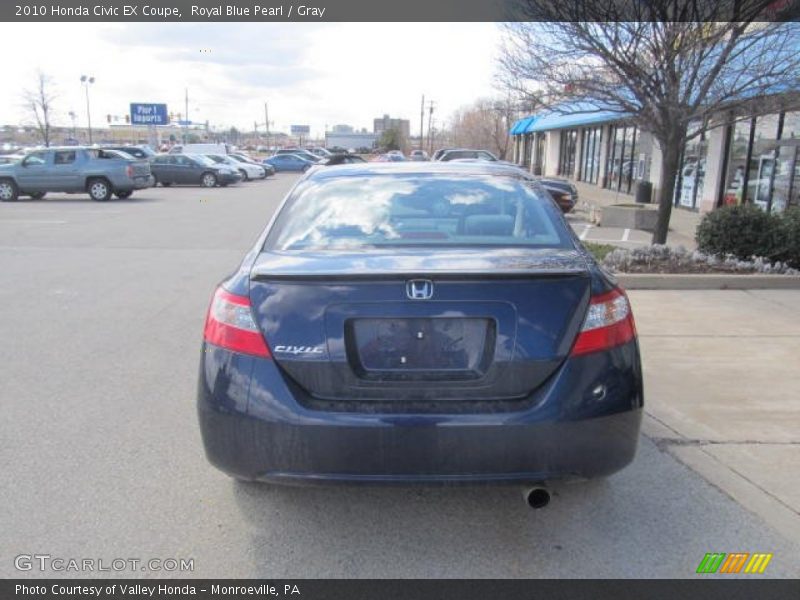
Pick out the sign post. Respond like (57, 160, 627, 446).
(130, 103, 168, 150)
(291, 124, 310, 147)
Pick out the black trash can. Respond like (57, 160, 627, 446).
(635, 181, 653, 204)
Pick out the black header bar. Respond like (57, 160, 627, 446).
(3, 0, 800, 22)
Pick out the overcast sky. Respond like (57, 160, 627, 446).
(0, 23, 503, 137)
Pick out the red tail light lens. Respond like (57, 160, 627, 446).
(571, 288, 636, 356)
(203, 287, 271, 358)
(126, 165, 134, 178)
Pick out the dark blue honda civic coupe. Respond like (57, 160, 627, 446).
(197, 162, 643, 492)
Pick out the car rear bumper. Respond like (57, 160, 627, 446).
(219, 172, 243, 184)
(197, 340, 643, 484)
(121, 176, 151, 190)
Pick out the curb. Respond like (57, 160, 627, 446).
(616, 273, 800, 290)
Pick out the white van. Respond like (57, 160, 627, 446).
(168, 143, 233, 155)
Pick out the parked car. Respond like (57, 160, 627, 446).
(448, 157, 579, 213)
(409, 150, 429, 161)
(321, 154, 367, 166)
(101, 145, 157, 160)
(229, 153, 274, 177)
(538, 178, 579, 213)
(149, 154, 242, 187)
(432, 148, 455, 161)
(102, 146, 158, 186)
(0, 147, 151, 202)
(197, 161, 643, 492)
(306, 147, 333, 159)
(262, 154, 315, 172)
(375, 153, 406, 162)
(436, 148, 499, 162)
(205, 154, 266, 181)
(273, 148, 322, 163)
(168, 143, 233, 156)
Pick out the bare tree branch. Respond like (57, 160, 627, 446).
(498, 0, 800, 243)
(22, 70, 57, 148)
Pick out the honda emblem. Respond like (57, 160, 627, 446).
(406, 279, 433, 300)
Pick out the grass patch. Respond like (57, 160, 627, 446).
(583, 242, 617, 262)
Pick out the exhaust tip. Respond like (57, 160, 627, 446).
(525, 486, 551, 509)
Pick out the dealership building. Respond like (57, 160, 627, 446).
(510, 95, 800, 214)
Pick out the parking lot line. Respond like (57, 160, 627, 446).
(579, 224, 591, 240)
(622, 228, 631, 241)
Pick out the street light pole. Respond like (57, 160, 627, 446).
(80, 75, 95, 144)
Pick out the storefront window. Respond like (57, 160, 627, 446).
(633, 131, 653, 186)
(772, 112, 799, 212)
(722, 118, 753, 206)
(721, 112, 800, 213)
(558, 129, 578, 177)
(747, 114, 781, 212)
(579, 126, 602, 184)
(604, 124, 638, 193)
(675, 123, 707, 209)
(521, 134, 533, 167)
(533, 133, 546, 175)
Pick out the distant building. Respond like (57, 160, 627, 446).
(325, 131, 379, 151)
(331, 124, 354, 133)
(373, 114, 410, 139)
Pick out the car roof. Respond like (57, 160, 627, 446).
(305, 160, 530, 181)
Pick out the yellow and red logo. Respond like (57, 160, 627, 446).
(696, 552, 773, 574)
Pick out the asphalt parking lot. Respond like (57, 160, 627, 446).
(1, 175, 799, 578)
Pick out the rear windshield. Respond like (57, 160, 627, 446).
(265, 174, 572, 251)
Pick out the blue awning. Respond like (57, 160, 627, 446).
(509, 116, 536, 135)
(526, 109, 627, 132)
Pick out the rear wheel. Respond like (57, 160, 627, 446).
(151, 175, 159, 187)
(239, 169, 249, 182)
(30, 191, 46, 200)
(161, 182, 172, 187)
(302, 165, 310, 173)
(87, 178, 112, 202)
(0, 179, 18, 202)
(116, 190, 133, 199)
(201, 172, 217, 188)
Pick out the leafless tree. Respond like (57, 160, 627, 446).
(450, 97, 524, 159)
(23, 71, 57, 148)
(499, 0, 800, 243)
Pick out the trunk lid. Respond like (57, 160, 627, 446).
(249, 248, 590, 402)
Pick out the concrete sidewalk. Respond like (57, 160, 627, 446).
(568, 180, 701, 250)
(629, 289, 800, 541)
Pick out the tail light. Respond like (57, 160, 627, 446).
(203, 287, 271, 358)
(126, 165, 134, 178)
(571, 288, 636, 356)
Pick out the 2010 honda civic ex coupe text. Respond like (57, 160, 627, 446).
(197, 162, 643, 485)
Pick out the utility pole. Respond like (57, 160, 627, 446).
(184, 87, 189, 143)
(419, 94, 425, 151)
(264, 102, 270, 151)
(426, 100, 435, 155)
